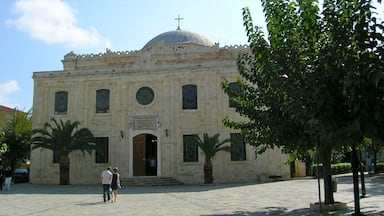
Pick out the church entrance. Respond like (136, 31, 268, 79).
(133, 134, 157, 176)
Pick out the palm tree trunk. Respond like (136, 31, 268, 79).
(59, 154, 70, 185)
(204, 159, 213, 184)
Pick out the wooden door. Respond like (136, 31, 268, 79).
(133, 134, 146, 176)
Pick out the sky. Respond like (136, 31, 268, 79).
(0, 0, 383, 112)
(0, 0, 266, 111)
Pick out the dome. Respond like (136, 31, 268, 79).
(143, 29, 213, 48)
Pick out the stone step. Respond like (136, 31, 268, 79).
(121, 177, 183, 187)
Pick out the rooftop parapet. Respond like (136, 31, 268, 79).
(62, 43, 249, 71)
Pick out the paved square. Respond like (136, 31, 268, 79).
(1, 174, 383, 216)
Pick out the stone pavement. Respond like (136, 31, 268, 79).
(0, 174, 383, 216)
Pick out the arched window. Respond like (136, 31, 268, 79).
(96, 89, 110, 113)
(54, 91, 68, 115)
(182, 84, 197, 110)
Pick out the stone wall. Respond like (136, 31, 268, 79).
(30, 43, 290, 184)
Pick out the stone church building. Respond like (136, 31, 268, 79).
(30, 27, 290, 185)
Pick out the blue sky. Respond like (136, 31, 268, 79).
(0, 0, 265, 111)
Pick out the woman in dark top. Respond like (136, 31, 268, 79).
(110, 167, 121, 203)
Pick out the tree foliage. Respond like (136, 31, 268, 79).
(31, 117, 96, 185)
(0, 132, 7, 154)
(222, 0, 384, 205)
(0, 109, 32, 169)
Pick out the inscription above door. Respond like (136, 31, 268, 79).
(133, 116, 158, 130)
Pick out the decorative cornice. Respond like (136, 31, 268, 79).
(63, 43, 249, 60)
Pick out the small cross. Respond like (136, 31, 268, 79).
(175, 15, 183, 30)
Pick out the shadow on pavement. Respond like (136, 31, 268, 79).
(203, 207, 384, 216)
(2, 182, 282, 195)
(76, 201, 105, 206)
(3, 175, 383, 196)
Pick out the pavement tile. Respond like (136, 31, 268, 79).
(0, 174, 383, 216)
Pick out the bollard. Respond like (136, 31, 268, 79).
(332, 178, 337, 192)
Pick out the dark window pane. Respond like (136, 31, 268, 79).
(55, 91, 68, 114)
(183, 134, 198, 162)
(136, 86, 155, 106)
(182, 85, 197, 109)
(95, 137, 109, 163)
(228, 82, 241, 108)
(96, 89, 110, 113)
(230, 133, 246, 161)
(53, 149, 60, 164)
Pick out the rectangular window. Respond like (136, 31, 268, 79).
(95, 137, 109, 163)
(230, 133, 246, 161)
(53, 149, 60, 164)
(182, 84, 197, 110)
(54, 91, 68, 115)
(183, 134, 198, 162)
(96, 89, 110, 113)
(228, 82, 241, 108)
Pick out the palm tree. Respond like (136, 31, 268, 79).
(188, 133, 231, 184)
(31, 117, 96, 185)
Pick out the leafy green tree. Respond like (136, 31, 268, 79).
(0, 143, 7, 154)
(0, 132, 7, 154)
(369, 138, 384, 173)
(188, 133, 230, 184)
(31, 117, 96, 185)
(362, 137, 384, 174)
(321, 1, 384, 213)
(1, 110, 32, 170)
(0, 132, 8, 165)
(222, 0, 383, 209)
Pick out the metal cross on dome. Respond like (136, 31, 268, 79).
(175, 15, 183, 30)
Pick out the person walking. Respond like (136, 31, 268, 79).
(366, 155, 372, 175)
(0, 165, 4, 191)
(110, 167, 121, 203)
(100, 166, 112, 202)
(4, 167, 12, 191)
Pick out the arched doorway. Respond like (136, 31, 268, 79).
(133, 134, 157, 176)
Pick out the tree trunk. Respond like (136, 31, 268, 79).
(59, 154, 70, 185)
(319, 145, 334, 204)
(373, 152, 377, 174)
(351, 143, 361, 215)
(204, 159, 213, 184)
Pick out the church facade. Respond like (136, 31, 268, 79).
(30, 29, 290, 184)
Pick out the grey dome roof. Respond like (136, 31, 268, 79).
(143, 29, 213, 48)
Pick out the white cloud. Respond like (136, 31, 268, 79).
(6, 0, 110, 49)
(0, 80, 21, 108)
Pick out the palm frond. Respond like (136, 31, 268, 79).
(31, 117, 96, 155)
(189, 133, 231, 160)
